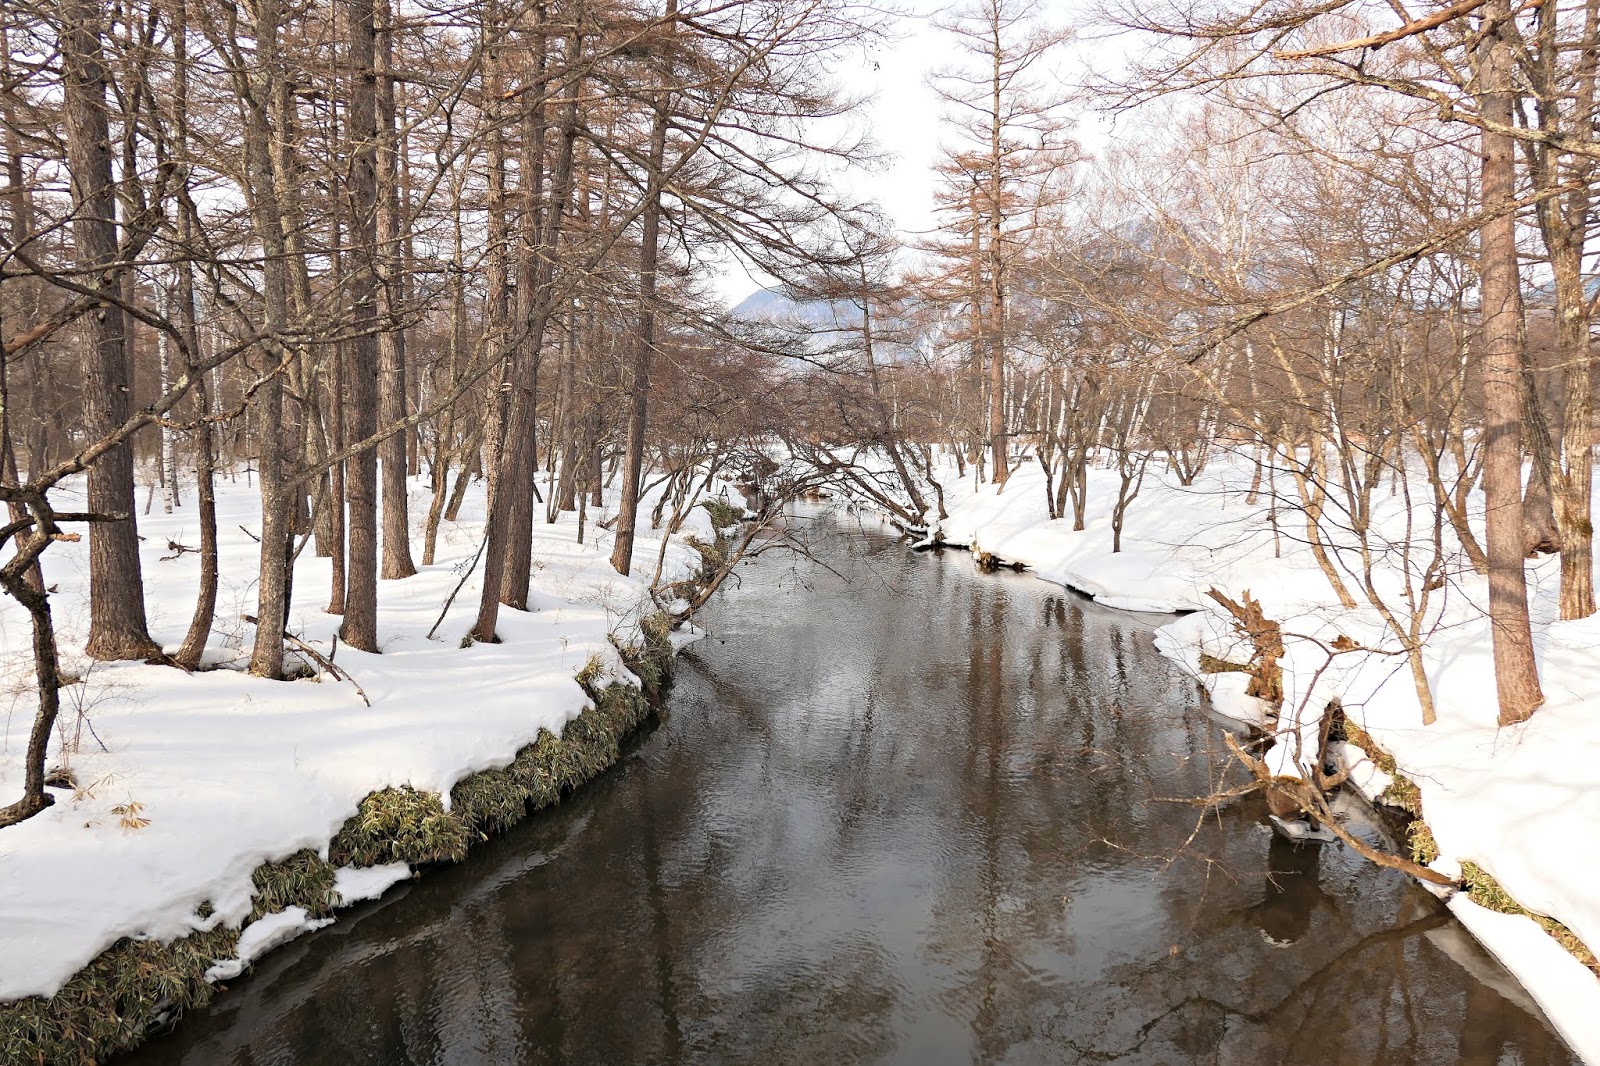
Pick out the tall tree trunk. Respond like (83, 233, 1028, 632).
(242, 0, 299, 678)
(169, 0, 217, 668)
(501, 19, 550, 610)
(341, 0, 382, 651)
(60, 0, 159, 660)
(986, 45, 1008, 486)
(608, 90, 670, 577)
(1478, 0, 1544, 725)
(0, 35, 45, 595)
(376, 0, 416, 580)
(471, 20, 581, 637)
(327, 221, 348, 613)
(468, 10, 512, 640)
(1531, 0, 1599, 619)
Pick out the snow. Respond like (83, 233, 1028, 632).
(203, 907, 335, 984)
(333, 862, 413, 905)
(1266, 814, 1336, 843)
(1328, 740, 1394, 799)
(6, 442, 1599, 1057)
(1450, 899, 1600, 1064)
(914, 449, 1600, 1059)
(0, 469, 723, 1001)
(668, 622, 707, 651)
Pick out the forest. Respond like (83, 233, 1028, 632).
(2, 0, 1599, 1059)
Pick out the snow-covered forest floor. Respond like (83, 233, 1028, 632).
(909, 448, 1600, 1060)
(6, 445, 1600, 1061)
(0, 470, 725, 1005)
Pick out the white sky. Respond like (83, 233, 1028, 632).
(711, 0, 1127, 307)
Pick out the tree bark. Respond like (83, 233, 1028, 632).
(243, 0, 299, 679)
(471, 19, 581, 638)
(1478, 0, 1545, 725)
(501, 19, 551, 609)
(376, 0, 416, 581)
(0, 516, 65, 828)
(341, 0, 382, 651)
(60, 0, 159, 660)
(986, 37, 1008, 485)
(172, 2, 219, 673)
(608, 91, 670, 577)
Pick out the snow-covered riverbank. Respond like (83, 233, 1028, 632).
(0, 470, 729, 1058)
(919, 452, 1600, 1062)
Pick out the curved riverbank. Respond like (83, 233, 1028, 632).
(0, 475, 736, 1065)
(0, 645, 673, 1065)
(113, 514, 1574, 1065)
(909, 456, 1600, 1062)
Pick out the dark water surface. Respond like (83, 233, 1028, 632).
(122, 515, 1574, 1065)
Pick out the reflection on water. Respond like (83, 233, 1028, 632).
(120, 514, 1574, 1065)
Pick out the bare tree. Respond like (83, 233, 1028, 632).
(60, 0, 161, 660)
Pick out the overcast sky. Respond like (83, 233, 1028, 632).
(711, 0, 1124, 308)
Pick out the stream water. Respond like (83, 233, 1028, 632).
(120, 514, 1575, 1064)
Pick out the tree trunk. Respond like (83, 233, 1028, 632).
(1552, 257, 1595, 618)
(376, 0, 416, 581)
(501, 29, 550, 610)
(471, 22, 581, 638)
(0, 522, 65, 827)
(341, 0, 382, 651)
(243, 0, 299, 679)
(1519, 352, 1563, 554)
(608, 92, 669, 577)
(60, 0, 159, 661)
(1478, 0, 1545, 724)
(172, 36, 219, 670)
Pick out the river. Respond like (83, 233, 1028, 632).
(120, 513, 1575, 1064)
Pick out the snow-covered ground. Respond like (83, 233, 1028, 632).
(0, 468, 727, 1003)
(918, 450, 1600, 1062)
(7, 444, 1599, 1060)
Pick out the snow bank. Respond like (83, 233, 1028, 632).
(203, 907, 335, 983)
(0, 470, 724, 1002)
(923, 450, 1600, 1060)
(333, 862, 413, 905)
(1450, 899, 1600, 1064)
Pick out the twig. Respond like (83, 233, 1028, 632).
(427, 535, 489, 640)
(1273, 0, 1490, 59)
(241, 614, 370, 706)
(160, 539, 199, 561)
(238, 524, 260, 542)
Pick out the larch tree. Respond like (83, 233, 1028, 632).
(59, 0, 162, 661)
(341, 0, 383, 652)
(927, 0, 1072, 486)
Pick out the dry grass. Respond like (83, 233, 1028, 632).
(0, 633, 676, 1065)
(0, 925, 240, 1066)
(1197, 652, 1251, 675)
(700, 498, 744, 532)
(1347, 725, 1600, 980)
(250, 849, 339, 922)
(1460, 862, 1600, 977)
(1407, 820, 1439, 865)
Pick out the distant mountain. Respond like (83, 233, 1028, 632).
(729, 286, 859, 330)
(728, 285, 922, 366)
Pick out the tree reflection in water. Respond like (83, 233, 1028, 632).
(119, 516, 1576, 1066)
